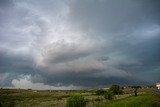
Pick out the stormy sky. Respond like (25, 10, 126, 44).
(0, 0, 160, 90)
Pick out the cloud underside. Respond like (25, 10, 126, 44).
(0, 0, 160, 89)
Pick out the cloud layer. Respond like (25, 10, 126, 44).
(0, 0, 160, 89)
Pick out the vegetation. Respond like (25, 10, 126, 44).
(131, 86, 142, 96)
(66, 96, 86, 107)
(0, 89, 70, 107)
(0, 86, 159, 107)
(96, 89, 106, 95)
(104, 91, 114, 100)
(99, 94, 160, 107)
(109, 85, 123, 95)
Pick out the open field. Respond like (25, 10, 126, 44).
(0, 87, 159, 107)
(98, 93, 160, 107)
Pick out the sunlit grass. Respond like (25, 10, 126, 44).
(99, 93, 159, 107)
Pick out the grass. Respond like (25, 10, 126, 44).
(0, 88, 159, 107)
(99, 93, 160, 107)
(0, 89, 71, 107)
(0, 89, 94, 107)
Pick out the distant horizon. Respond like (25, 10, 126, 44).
(1, 83, 158, 91)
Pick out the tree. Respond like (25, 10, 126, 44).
(131, 86, 141, 96)
(109, 85, 123, 95)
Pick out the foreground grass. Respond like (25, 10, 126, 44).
(99, 93, 160, 107)
(0, 89, 159, 107)
(0, 89, 70, 107)
(0, 89, 93, 107)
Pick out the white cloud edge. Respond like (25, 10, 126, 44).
(11, 75, 83, 90)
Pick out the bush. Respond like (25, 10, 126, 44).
(66, 96, 86, 107)
(95, 97, 101, 101)
(131, 86, 142, 96)
(109, 85, 123, 95)
(104, 91, 114, 100)
(95, 89, 106, 95)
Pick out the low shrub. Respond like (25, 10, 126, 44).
(66, 96, 86, 107)
(104, 91, 114, 100)
(109, 85, 123, 95)
(95, 97, 101, 101)
(95, 89, 106, 95)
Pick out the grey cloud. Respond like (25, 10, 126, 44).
(36, 41, 106, 74)
(0, 0, 160, 89)
(67, 0, 160, 84)
(41, 40, 92, 64)
(0, 0, 13, 7)
(68, 0, 160, 33)
(0, 50, 36, 86)
(37, 72, 148, 88)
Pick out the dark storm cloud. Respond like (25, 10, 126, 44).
(68, 0, 160, 33)
(0, 0, 13, 6)
(0, 0, 160, 89)
(0, 50, 35, 87)
(36, 71, 150, 88)
(67, 0, 160, 83)
(0, 51, 34, 74)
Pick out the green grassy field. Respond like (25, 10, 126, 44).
(0, 89, 96, 107)
(0, 88, 159, 107)
(99, 93, 160, 107)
